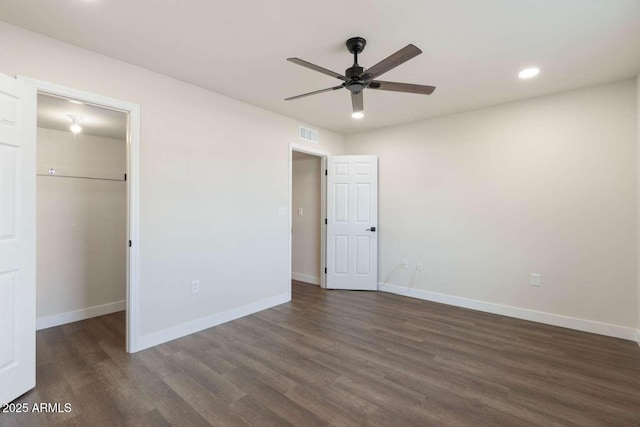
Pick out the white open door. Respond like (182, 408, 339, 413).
(326, 155, 378, 290)
(0, 74, 36, 405)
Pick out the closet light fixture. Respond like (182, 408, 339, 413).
(68, 115, 83, 134)
(352, 111, 364, 119)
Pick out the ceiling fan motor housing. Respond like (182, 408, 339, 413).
(345, 80, 365, 94)
(345, 66, 364, 79)
(345, 65, 365, 93)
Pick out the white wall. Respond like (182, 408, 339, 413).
(37, 127, 126, 324)
(347, 80, 638, 332)
(292, 152, 321, 284)
(0, 22, 344, 348)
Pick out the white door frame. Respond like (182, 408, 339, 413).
(17, 76, 141, 353)
(289, 142, 329, 291)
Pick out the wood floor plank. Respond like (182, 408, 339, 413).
(283, 385, 365, 427)
(65, 380, 128, 427)
(123, 409, 171, 427)
(162, 373, 248, 427)
(228, 395, 295, 427)
(167, 351, 246, 403)
(222, 368, 329, 427)
(210, 346, 298, 394)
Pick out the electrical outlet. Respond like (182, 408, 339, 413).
(530, 273, 541, 287)
(416, 263, 423, 272)
(191, 280, 200, 294)
(401, 259, 409, 269)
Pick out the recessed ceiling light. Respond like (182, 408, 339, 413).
(68, 99, 84, 105)
(518, 67, 540, 79)
(352, 111, 364, 119)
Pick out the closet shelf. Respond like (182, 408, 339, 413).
(37, 173, 126, 182)
(37, 166, 125, 182)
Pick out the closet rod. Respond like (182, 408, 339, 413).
(37, 173, 126, 182)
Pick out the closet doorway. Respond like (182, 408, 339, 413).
(35, 93, 127, 349)
(22, 77, 141, 353)
(35, 93, 126, 346)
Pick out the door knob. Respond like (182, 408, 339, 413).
(366, 227, 376, 232)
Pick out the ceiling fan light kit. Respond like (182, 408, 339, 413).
(286, 36, 436, 119)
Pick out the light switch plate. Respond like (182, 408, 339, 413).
(530, 273, 541, 287)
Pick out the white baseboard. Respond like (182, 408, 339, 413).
(136, 292, 290, 352)
(379, 283, 637, 342)
(291, 272, 320, 285)
(36, 300, 125, 330)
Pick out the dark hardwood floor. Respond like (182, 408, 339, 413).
(2, 281, 640, 426)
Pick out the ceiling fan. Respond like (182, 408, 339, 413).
(285, 37, 435, 119)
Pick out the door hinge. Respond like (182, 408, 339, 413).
(124, 173, 127, 181)
(325, 218, 327, 225)
(128, 240, 132, 247)
(325, 169, 327, 176)
(324, 267, 327, 274)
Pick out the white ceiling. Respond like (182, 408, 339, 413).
(4, 0, 640, 134)
(37, 94, 127, 140)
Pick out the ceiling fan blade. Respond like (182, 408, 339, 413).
(287, 58, 347, 81)
(360, 44, 422, 80)
(368, 80, 435, 95)
(285, 85, 344, 101)
(351, 91, 364, 113)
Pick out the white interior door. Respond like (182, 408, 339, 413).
(326, 155, 378, 290)
(0, 74, 36, 405)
